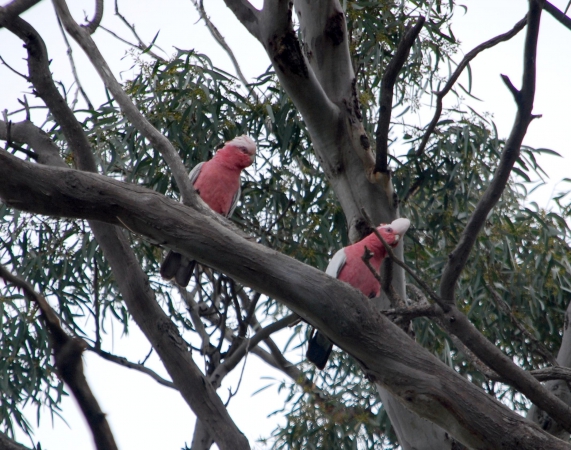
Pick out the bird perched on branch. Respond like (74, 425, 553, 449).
(306, 218, 411, 370)
(160, 135, 256, 286)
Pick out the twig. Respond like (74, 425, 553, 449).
(81, 0, 103, 34)
(192, 0, 251, 90)
(112, 0, 166, 61)
(0, 264, 119, 450)
(375, 16, 425, 173)
(361, 208, 443, 308)
(0, 54, 28, 79)
(415, 16, 527, 157)
(488, 286, 558, 367)
(56, 14, 95, 110)
(87, 345, 176, 390)
(51, 0, 195, 203)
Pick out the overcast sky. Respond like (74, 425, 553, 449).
(1, 1, 570, 449)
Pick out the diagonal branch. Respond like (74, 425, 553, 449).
(415, 15, 527, 157)
(439, 0, 543, 306)
(0, 0, 41, 29)
(375, 16, 425, 173)
(87, 345, 177, 390)
(193, 0, 250, 89)
(544, 1, 571, 30)
(0, 264, 119, 450)
(50, 0, 196, 204)
(0, 430, 33, 450)
(0, 21, 250, 444)
(222, 0, 261, 40)
(2, 151, 571, 448)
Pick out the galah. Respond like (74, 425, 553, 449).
(160, 135, 256, 286)
(306, 218, 411, 370)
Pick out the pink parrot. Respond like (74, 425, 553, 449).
(306, 218, 411, 369)
(160, 135, 256, 286)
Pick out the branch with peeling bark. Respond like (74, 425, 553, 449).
(0, 264, 119, 450)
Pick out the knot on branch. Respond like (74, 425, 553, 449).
(324, 11, 345, 46)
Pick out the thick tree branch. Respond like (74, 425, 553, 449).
(375, 16, 425, 173)
(0, 0, 41, 28)
(0, 19, 250, 445)
(222, 0, 261, 39)
(2, 154, 571, 449)
(0, 431, 33, 450)
(415, 15, 527, 157)
(439, 0, 543, 306)
(0, 265, 119, 450)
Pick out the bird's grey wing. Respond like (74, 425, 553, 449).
(226, 184, 241, 218)
(188, 162, 205, 186)
(325, 248, 346, 279)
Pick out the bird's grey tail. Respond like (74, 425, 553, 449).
(160, 250, 196, 287)
(306, 329, 333, 370)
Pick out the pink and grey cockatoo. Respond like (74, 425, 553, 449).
(306, 218, 411, 369)
(160, 135, 256, 286)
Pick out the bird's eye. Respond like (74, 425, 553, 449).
(239, 146, 248, 153)
(385, 227, 393, 233)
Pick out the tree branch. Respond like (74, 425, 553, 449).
(439, 0, 543, 306)
(415, 15, 527, 157)
(193, 0, 250, 88)
(50, 0, 196, 204)
(0, 0, 41, 29)
(2, 153, 571, 449)
(0, 430, 33, 450)
(375, 16, 425, 173)
(81, 0, 103, 34)
(0, 264, 119, 450)
(87, 345, 177, 390)
(544, 1, 571, 30)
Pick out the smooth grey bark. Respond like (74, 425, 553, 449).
(223, 0, 448, 447)
(528, 300, 571, 439)
(2, 153, 571, 450)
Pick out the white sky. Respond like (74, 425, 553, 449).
(1, 1, 570, 449)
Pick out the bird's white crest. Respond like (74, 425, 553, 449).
(380, 218, 410, 236)
(227, 135, 256, 155)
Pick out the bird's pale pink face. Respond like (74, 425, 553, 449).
(225, 135, 256, 166)
(377, 218, 411, 247)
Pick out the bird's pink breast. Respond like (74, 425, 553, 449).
(193, 160, 241, 216)
(338, 243, 383, 298)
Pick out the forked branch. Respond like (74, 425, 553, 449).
(416, 15, 527, 157)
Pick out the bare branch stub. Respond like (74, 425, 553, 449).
(415, 16, 527, 158)
(0, 265, 119, 450)
(374, 16, 425, 174)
